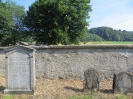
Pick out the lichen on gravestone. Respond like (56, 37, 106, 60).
(83, 68, 99, 91)
(113, 72, 133, 94)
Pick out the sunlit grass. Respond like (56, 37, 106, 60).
(81, 41, 133, 45)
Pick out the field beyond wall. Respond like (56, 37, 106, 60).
(80, 41, 133, 45)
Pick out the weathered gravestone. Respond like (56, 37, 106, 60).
(113, 72, 133, 94)
(4, 46, 35, 94)
(83, 68, 99, 91)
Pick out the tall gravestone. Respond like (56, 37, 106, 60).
(113, 72, 133, 94)
(4, 45, 35, 94)
(83, 68, 99, 91)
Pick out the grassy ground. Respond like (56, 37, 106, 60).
(80, 41, 133, 45)
(0, 76, 133, 99)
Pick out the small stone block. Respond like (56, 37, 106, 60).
(83, 68, 99, 91)
(113, 72, 133, 94)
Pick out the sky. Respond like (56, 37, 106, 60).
(89, 0, 133, 31)
(2, 0, 133, 31)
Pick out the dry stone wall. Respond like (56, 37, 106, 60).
(1, 45, 133, 79)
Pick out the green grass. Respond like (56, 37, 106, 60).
(68, 92, 129, 99)
(117, 94, 127, 99)
(87, 41, 133, 45)
(68, 92, 92, 99)
(4, 95, 14, 99)
(68, 92, 105, 99)
(1, 92, 128, 99)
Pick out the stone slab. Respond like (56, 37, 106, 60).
(4, 45, 35, 94)
(4, 89, 34, 94)
(83, 68, 99, 91)
(113, 72, 133, 94)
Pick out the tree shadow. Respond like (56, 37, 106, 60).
(100, 89, 114, 94)
(64, 86, 83, 92)
(0, 86, 5, 92)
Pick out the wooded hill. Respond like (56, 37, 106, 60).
(85, 26, 133, 42)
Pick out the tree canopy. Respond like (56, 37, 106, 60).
(0, 1, 14, 46)
(88, 26, 133, 41)
(0, 1, 14, 31)
(0, 0, 33, 46)
(24, 0, 92, 45)
(5, 0, 25, 30)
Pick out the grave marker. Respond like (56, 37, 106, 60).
(83, 68, 99, 91)
(113, 72, 133, 94)
(4, 46, 35, 94)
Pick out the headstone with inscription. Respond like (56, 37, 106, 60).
(113, 72, 133, 94)
(4, 45, 35, 94)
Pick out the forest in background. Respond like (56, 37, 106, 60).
(85, 26, 133, 42)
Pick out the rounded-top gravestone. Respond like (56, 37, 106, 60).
(4, 45, 35, 94)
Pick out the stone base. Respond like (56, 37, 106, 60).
(84, 88, 99, 92)
(4, 89, 34, 94)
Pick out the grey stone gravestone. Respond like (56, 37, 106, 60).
(113, 72, 133, 94)
(83, 68, 99, 91)
(4, 45, 35, 94)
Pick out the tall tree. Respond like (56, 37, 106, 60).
(24, 0, 92, 45)
(4, 0, 26, 45)
(0, 1, 15, 46)
(5, 0, 25, 30)
(0, 0, 33, 46)
(0, 1, 14, 31)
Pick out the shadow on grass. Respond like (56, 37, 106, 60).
(64, 86, 83, 92)
(100, 89, 114, 94)
(0, 86, 5, 92)
(64, 86, 114, 94)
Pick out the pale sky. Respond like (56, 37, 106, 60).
(3, 0, 133, 31)
(89, 0, 133, 31)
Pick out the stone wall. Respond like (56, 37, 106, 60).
(1, 45, 133, 79)
(0, 48, 6, 75)
(34, 45, 133, 79)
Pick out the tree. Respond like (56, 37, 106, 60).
(89, 26, 133, 42)
(5, 0, 27, 45)
(24, 0, 92, 45)
(113, 34, 120, 41)
(0, 0, 34, 46)
(0, 1, 15, 46)
(0, 1, 14, 31)
(5, 0, 25, 30)
(81, 28, 103, 42)
(86, 33, 103, 41)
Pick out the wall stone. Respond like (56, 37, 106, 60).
(1, 45, 133, 79)
(0, 48, 6, 76)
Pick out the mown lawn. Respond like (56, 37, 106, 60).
(81, 41, 133, 45)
